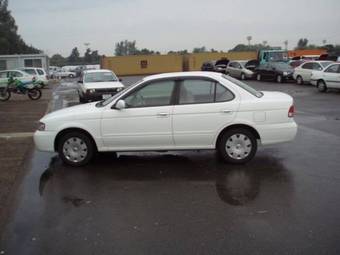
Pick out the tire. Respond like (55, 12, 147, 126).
(296, 75, 303, 85)
(241, 73, 246, 80)
(79, 95, 87, 104)
(317, 80, 327, 92)
(217, 128, 257, 164)
(256, 73, 261, 81)
(28, 88, 42, 100)
(0, 89, 11, 101)
(276, 75, 283, 83)
(57, 131, 95, 166)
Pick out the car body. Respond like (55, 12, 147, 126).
(226, 60, 254, 80)
(293, 61, 333, 85)
(78, 69, 125, 102)
(0, 70, 35, 88)
(20, 67, 49, 87)
(310, 63, 340, 92)
(255, 62, 294, 83)
(55, 70, 77, 78)
(201, 61, 216, 72)
(34, 71, 297, 166)
(214, 58, 230, 73)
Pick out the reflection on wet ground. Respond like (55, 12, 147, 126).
(39, 152, 291, 207)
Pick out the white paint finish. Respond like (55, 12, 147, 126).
(34, 71, 298, 156)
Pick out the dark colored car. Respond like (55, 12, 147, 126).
(201, 61, 216, 71)
(255, 62, 294, 83)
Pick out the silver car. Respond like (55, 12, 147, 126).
(226, 60, 254, 80)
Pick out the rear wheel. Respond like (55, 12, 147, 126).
(296, 75, 303, 85)
(256, 73, 261, 81)
(57, 131, 95, 166)
(241, 73, 246, 80)
(28, 88, 42, 100)
(317, 80, 327, 92)
(0, 89, 10, 101)
(217, 128, 257, 164)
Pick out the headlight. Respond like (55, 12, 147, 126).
(117, 87, 123, 92)
(37, 122, 45, 131)
(283, 72, 288, 76)
(87, 89, 95, 93)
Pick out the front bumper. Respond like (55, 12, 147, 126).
(34, 130, 57, 152)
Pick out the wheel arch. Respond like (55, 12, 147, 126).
(54, 127, 98, 152)
(215, 124, 261, 149)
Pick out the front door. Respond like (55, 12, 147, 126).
(324, 64, 340, 88)
(101, 79, 176, 150)
(172, 78, 239, 148)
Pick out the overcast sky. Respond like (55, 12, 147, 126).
(8, 0, 340, 56)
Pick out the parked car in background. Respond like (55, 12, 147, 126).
(55, 70, 77, 78)
(311, 63, 340, 92)
(293, 61, 334, 85)
(78, 69, 124, 103)
(215, 58, 230, 73)
(201, 61, 216, 72)
(49, 66, 61, 78)
(226, 60, 254, 80)
(255, 62, 294, 83)
(20, 67, 48, 88)
(34, 71, 297, 166)
(0, 70, 35, 88)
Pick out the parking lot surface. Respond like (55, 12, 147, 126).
(1, 78, 340, 255)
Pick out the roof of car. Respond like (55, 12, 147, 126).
(144, 71, 223, 81)
(83, 69, 113, 74)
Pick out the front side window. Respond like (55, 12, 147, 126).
(179, 79, 215, 104)
(325, 64, 340, 73)
(124, 80, 175, 108)
(37, 69, 44, 75)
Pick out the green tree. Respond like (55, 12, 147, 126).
(192, 46, 207, 53)
(67, 47, 81, 64)
(0, 0, 40, 54)
(296, 38, 309, 50)
(84, 48, 92, 63)
(115, 40, 138, 56)
(49, 54, 66, 67)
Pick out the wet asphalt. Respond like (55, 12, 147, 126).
(1, 77, 340, 255)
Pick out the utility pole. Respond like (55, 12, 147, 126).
(247, 36, 252, 46)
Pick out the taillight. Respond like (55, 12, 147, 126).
(288, 105, 295, 118)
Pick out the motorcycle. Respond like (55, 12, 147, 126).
(0, 77, 42, 101)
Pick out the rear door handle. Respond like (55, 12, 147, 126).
(221, 110, 233, 114)
(157, 112, 169, 117)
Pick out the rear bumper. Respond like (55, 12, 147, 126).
(34, 131, 57, 152)
(257, 121, 298, 145)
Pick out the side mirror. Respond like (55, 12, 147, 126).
(115, 99, 126, 110)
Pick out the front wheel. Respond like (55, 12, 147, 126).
(317, 80, 327, 92)
(57, 132, 95, 166)
(256, 73, 261, 81)
(296, 75, 303, 85)
(276, 75, 283, 83)
(0, 89, 11, 101)
(217, 128, 257, 164)
(28, 88, 42, 100)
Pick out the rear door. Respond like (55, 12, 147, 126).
(299, 62, 313, 81)
(0, 71, 7, 88)
(324, 64, 340, 88)
(172, 78, 238, 148)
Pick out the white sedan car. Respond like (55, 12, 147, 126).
(55, 70, 77, 78)
(311, 63, 340, 92)
(34, 72, 297, 166)
(20, 67, 48, 87)
(78, 69, 125, 103)
(293, 61, 333, 85)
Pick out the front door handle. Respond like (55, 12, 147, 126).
(221, 110, 233, 114)
(157, 112, 169, 117)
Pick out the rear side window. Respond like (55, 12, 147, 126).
(302, 63, 313, 69)
(312, 63, 322, 71)
(179, 79, 234, 105)
(23, 69, 36, 75)
(179, 79, 215, 104)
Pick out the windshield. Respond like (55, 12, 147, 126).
(222, 74, 263, 98)
(84, 72, 117, 83)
